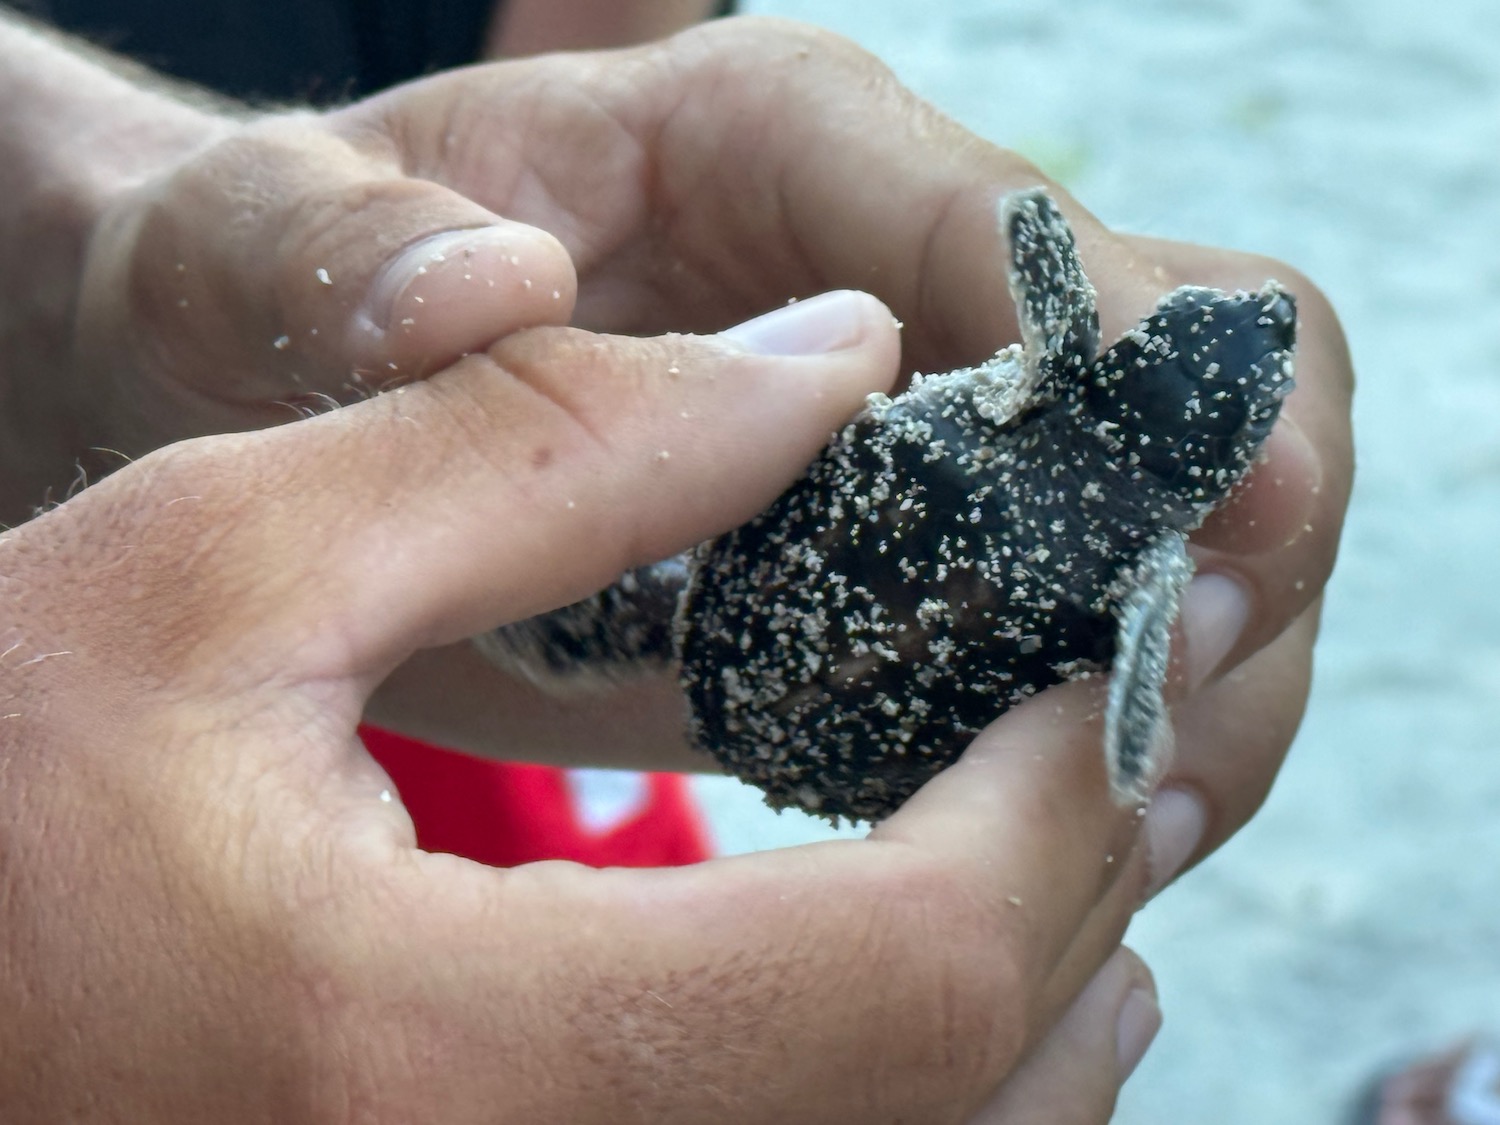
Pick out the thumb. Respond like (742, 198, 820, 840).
(967, 947, 1162, 1125)
(86, 289, 901, 693)
(82, 116, 578, 426)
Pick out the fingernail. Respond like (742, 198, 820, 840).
(1143, 786, 1208, 897)
(1115, 987, 1163, 1082)
(365, 228, 510, 330)
(1179, 572, 1251, 691)
(719, 290, 871, 356)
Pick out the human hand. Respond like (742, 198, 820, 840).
(5, 296, 1169, 1122)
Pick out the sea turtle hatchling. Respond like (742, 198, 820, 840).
(476, 188, 1296, 822)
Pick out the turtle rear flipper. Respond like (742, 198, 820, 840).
(1102, 531, 1194, 803)
(474, 557, 686, 692)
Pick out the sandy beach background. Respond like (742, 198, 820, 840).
(677, 1, 1500, 1119)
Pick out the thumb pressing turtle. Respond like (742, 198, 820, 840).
(475, 188, 1296, 822)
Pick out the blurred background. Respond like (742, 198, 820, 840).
(681, 0, 1500, 1119)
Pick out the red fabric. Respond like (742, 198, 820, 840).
(359, 726, 712, 869)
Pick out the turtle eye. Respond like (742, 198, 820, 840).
(1083, 284, 1295, 491)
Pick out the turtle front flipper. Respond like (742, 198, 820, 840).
(1001, 188, 1101, 396)
(1101, 531, 1195, 803)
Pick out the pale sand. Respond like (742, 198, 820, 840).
(691, 0, 1500, 1119)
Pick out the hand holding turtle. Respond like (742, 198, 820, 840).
(4, 296, 1167, 1121)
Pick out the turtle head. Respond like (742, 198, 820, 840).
(1082, 282, 1296, 499)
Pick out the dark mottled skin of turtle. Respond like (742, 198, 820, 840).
(676, 199, 1295, 820)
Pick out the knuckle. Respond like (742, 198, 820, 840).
(407, 336, 614, 480)
(887, 860, 1031, 1062)
(748, 16, 889, 70)
(549, 858, 1034, 1120)
(681, 16, 899, 92)
(479, 327, 656, 465)
(6, 435, 284, 684)
(793, 854, 1031, 1109)
(272, 177, 443, 303)
(364, 334, 654, 574)
(102, 118, 349, 364)
(134, 117, 324, 247)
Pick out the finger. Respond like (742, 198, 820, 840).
(1031, 605, 1317, 1022)
(82, 115, 578, 442)
(352, 681, 1155, 1124)
(1165, 602, 1320, 863)
(40, 289, 900, 696)
(968, 947, 1160, 1125)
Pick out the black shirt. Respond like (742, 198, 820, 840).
(23, 0, 732, 104)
